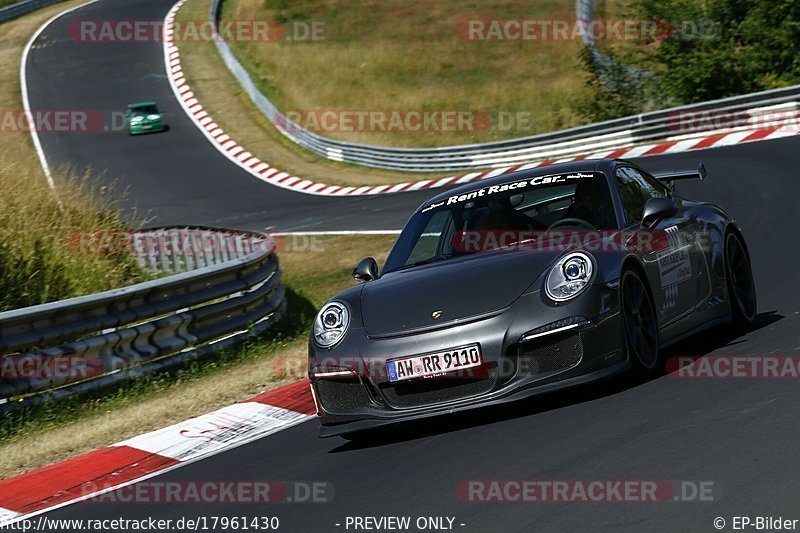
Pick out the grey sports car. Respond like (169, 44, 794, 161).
(308, 158, 756, 437)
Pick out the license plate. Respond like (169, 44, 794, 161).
(387, 345, 482, 382)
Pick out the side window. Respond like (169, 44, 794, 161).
(405, 210, 453, 264)
(615, 166, 668, 225)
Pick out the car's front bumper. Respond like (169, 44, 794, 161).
(128, 121, 165, 134)
(316, 356, 628, 437)
(309, 283, 627, 437)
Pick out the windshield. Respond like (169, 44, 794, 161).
(130, 105, 159, 115)
(383, 171, 617, 273)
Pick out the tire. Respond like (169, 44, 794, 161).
(725, 231, 757, 329)
(621, 268, 661, 377)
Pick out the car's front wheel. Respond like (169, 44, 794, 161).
(725, 231, 756, 329)
(621, 268, 660, 377)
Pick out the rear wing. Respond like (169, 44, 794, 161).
(652, 163, 707, 190)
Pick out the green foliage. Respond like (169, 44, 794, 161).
(632, 0, 800, 102)
(579, 0, 800, 120)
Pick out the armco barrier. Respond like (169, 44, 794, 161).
(126, 226, 274, 274)
(0, 0, 65, 23)
(208, 0, 800, 172)
(0, 227, 286, 411)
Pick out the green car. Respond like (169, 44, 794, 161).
(125, 102, 166, 135)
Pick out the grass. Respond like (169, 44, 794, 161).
(593, 0, 642, 58)
(0, 158, 147, 311)
(221, 0, 593, 147)
(0, 234, 397, 477)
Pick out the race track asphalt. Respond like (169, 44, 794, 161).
(24, 0, 800, 531)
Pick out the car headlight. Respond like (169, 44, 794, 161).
(313, 302, 349, 347)
(146, 114, 161, 121)
(130, 116, 144, 123)
(545, 252, 594, 301)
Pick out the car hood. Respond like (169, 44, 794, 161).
(360, 251, 561, 337)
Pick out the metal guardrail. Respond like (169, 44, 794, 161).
(0, 0, 64, 24)
(0, 227, 286, 411)
(127, 226, 275, 274)
(209, 0, 800, 173)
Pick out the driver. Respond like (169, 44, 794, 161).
(560, 179, 608, 228)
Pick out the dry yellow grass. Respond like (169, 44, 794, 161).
(0, 155, 145, 311)
(0, 234, 397, 477)
(223, 0, 592, 147)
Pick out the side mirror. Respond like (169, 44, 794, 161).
(641, 197, 678, 228)
(353, 257, 379, 282)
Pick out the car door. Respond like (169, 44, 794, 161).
(614, 165, 708, 327)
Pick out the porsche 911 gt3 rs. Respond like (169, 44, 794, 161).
(308, 158, 756, 437)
